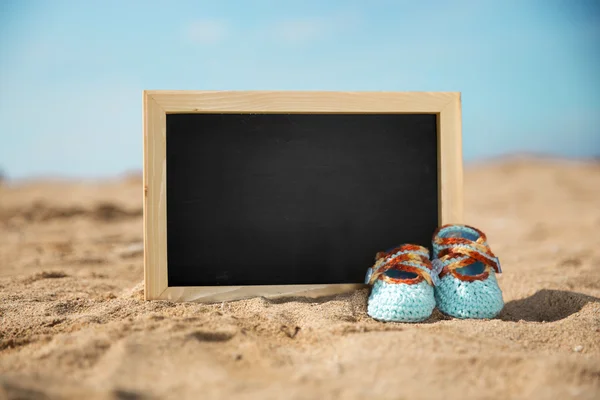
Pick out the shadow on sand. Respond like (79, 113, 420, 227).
(253, 288, 598, 325)
(498, 289, 599, 322)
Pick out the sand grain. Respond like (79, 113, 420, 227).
(1, 158, 599, 399)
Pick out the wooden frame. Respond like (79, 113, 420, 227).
(143, 91, 463, 302)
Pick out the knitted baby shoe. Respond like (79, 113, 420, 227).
(432, 224, 504, 319)
(365, 244, 438, 323)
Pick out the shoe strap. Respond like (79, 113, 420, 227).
(366, 245, 440, 286)
(433, 225, 502, 274)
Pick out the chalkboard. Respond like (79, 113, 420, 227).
(166, 113, 437, 286)
(143, 91, 463, 302)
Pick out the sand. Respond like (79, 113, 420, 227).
(0, 157, 599, 400)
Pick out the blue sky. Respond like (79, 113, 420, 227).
(0, 0, 599, 179)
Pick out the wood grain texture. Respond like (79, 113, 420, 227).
(148, 90, 459, 114)
(143, 90, 463, 302)
(143, 93, 168, 300)
(438, 93, 464, 225)
(159, 284, 365, 303)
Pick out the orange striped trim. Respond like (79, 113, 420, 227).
(433, 224, 500, 282)
(369, 245, 434, 286)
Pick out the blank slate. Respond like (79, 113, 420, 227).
(144, 91, 463, 302)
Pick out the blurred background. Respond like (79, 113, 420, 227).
(1, 3, 600, 398)
(0, 0, 598, 180)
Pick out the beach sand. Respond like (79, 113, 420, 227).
(0, 157, 599, 399)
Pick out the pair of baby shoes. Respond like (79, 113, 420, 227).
(365, 224, 503, 322)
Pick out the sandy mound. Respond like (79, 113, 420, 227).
(0, 158, 599, 400)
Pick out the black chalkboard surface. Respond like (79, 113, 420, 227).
(165, 113, 438, 287)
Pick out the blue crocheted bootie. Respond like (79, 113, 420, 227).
(365, 244, 438, 323)
(432, 224, 504, 319)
